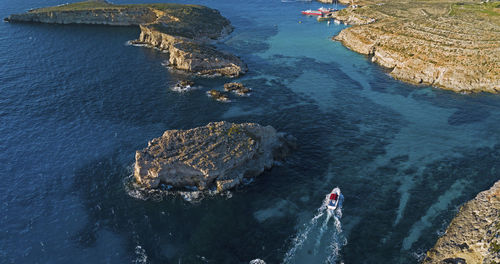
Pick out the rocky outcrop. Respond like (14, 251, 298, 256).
(172, 80, 195, 92)
(134, 122, 293, 193)
(331, 0, 500, 93)
(207, 90, 230, 102)
(224, 82, 251, 95)
(423, 180, 500, 264)
(136, 25, 246, 77)
(5, 1, 246, 77)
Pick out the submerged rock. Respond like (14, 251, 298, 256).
(134, 121, 293, 193)
(224, 82, 251, 96)
(207, 89, 230, 102)
(423, 180, 500, 264)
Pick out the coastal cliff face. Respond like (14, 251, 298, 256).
(134, 121, 292, 193)
(137, 25, 246, 77)
(5, 1, 246, 77)
(423, 180, 500, 264)
(332, 0, 500, 93)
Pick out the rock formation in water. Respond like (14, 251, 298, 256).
(207, 89, 230, 102)
(5, 0, 246, 77)
(224, 82, 251, 96)
(330, 0, 500, 93)
(423, 180, 500, 264)
(136, 25, 246, 77)
(134, 121, 293, 193)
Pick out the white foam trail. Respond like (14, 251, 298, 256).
(133, 245, 148, 264)
(283, 208, 325, 263)
(284, 192, 347, 264)
(283, 195, 343, 264)
(325, 213, 343, 264)
(314, 210, 332, 254)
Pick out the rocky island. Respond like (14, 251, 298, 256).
(4, 0, 247, 77)
(330, 0, 500, 93)
(134, 121, 293, 193)
(423, 180, 500, 264)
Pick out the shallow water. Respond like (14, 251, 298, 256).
(1, 0, 500, 263)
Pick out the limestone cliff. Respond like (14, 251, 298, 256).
(423, 180, 500, 264)
(134, 121, 293, 193)
(5, 1, 246, 77)
(331, 0, 500, 93)
(136, 25, 246, 77)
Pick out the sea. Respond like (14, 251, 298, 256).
(1, 0, 499, 263)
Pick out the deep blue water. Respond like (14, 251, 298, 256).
(1, 0, 500, 263)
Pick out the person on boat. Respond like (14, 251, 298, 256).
(328, 192, 338, 207)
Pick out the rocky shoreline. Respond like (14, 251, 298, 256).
(423, 180, 500, 264)
(132, 25, 246, 77)
(134, 121, 294, 194)
(330, 0, 500, 93)
(5, 0, 246, 77)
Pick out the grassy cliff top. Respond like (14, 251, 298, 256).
(31, 1, 202, 13)
(24, 1, 231, 39)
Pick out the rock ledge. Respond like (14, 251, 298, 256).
(423, 180, 500, 264)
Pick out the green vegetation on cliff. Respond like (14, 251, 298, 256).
(21, 1, 230, 39)
(32, 1, 201, 13)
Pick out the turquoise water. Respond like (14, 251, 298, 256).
(1, 0, 499, 263)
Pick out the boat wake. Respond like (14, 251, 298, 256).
(133, 245, 148, 264)
(283, 195, 345, 264)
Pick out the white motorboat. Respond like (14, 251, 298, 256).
(326, 187, 342, 211)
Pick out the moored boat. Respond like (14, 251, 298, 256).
(301, 9, 323, 16)
(318, 7, 337, 13)
(301, 7, 338, 16)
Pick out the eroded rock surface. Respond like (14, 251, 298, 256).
(207, 89, 230, 102)
(224, 82, 251, 96)
(5, 0, 246, 77)
(136, 25, 246, 77)
(134, 122, 293, 193)
(331, 0, 500, 93)
(423, 180, 500, 264)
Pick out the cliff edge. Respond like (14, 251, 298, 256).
(423, 180, 500, 264)
(331, 0, 500, 93)
(5, 1, 246, 77)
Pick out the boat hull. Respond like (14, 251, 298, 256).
(326, 187, 341, 211)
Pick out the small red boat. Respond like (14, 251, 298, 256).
(301, 7, 338, 16)
(301, 9, 322, 16)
